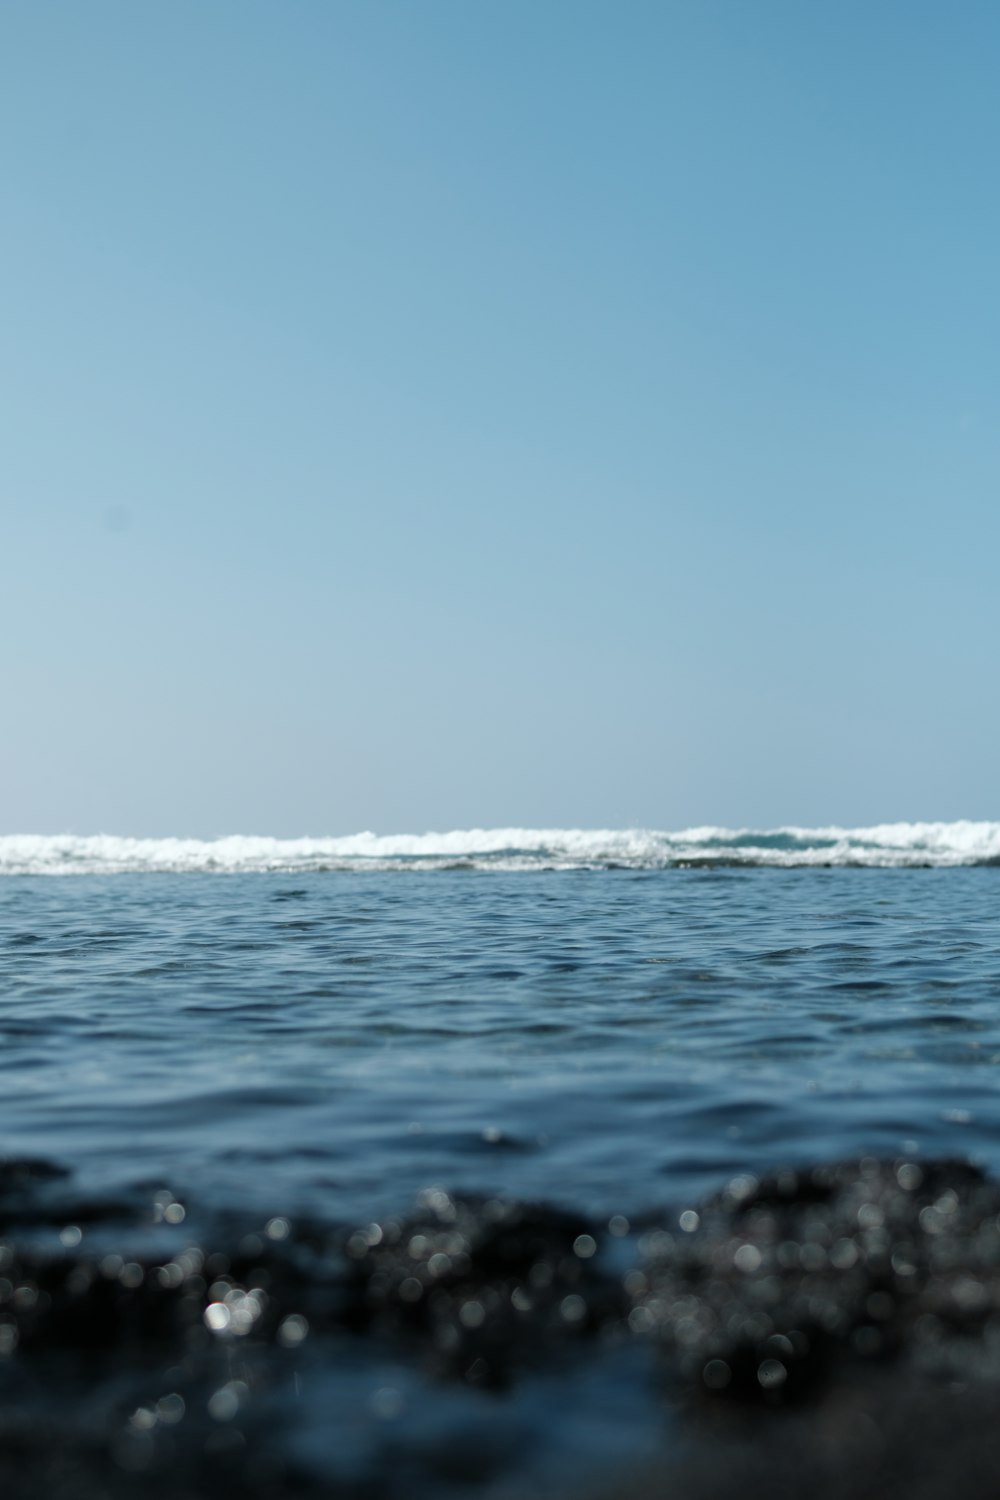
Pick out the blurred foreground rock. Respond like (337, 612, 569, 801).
(3, 1154, 1000, 1497)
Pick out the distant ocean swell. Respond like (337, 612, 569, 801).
(2, 822, 999, 874)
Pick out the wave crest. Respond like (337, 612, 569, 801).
(1, 822, 999, 874)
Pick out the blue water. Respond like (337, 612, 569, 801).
(3, 868, 999, 1226)
(3, 866, 1000, 1497)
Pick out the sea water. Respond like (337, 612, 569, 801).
(2, 826, 999, 1495)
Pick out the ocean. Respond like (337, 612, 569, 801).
(2, 824, 1000, 1498)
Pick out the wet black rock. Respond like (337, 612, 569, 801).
(337, 1188, 622, 1384)
(6, 1155, 1000, 1498)
(631, 1155, 1000, 1403)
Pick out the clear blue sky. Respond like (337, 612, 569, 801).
(2, 1, 998, 836)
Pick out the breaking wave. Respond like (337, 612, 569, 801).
(2, 822, 999, 874)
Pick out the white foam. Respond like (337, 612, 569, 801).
(1, 822, 999, 874)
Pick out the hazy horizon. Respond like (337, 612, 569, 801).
(3, 817, 999, 841)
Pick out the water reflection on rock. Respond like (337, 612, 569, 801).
(4, 1154, 1000, 1497)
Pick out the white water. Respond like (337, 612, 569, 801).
(1, 822, 999, 873)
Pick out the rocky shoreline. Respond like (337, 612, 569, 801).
(3, 1154, 1000, 1496)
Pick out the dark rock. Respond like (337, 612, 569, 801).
(338, 1188, 622, 1384)
(631, 1156, 1000, 1403)
(5, 1154, 1000, 1497)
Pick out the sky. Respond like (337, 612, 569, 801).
(2, 1, 999, 836)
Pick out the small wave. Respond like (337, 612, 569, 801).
(1, 822, 999, 874)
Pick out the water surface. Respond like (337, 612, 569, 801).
(3, 868, 998, 1225)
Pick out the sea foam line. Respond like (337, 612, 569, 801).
(0, 823, 999, 873)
